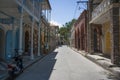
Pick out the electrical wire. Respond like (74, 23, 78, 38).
(73, 2, 79, 19)
(81, 2, 87, 9)
(73, 0, 88, 19)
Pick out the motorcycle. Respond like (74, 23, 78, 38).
(7, 63, 20, 79)
(7, 55, 23, 79)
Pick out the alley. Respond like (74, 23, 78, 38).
(15, 45, 116, 80)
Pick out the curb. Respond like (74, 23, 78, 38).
(85, 55, 120, 79)
(71, 48, 120, 79)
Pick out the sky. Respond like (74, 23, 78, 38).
(49, 0, 87, 27)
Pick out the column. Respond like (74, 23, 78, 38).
(111, 7, 120, 65)
(12, 18, 15, 56)
(88, 0, 94, 54)
(90, 24, 94, 54)
(38, 2, 42, 56)
(31, 18, 34, 59)
(38, 22, 41, 56)
(19, 1, 24, 55)
(30, 0, 35, 60)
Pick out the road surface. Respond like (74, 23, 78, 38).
(16, 45, 117, 80)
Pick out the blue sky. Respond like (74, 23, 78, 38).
(49, 0, 87, 27)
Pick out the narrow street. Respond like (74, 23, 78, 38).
(15, 45, 117, 80)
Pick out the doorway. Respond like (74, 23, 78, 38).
(94, 29, 98, 52)
(25, 31, 29, 55)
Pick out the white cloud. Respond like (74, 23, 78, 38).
(50, 20, 63, 28)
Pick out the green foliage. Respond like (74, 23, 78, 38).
(59, 19, 76, 44)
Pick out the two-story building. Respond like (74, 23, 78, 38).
(49, 23, 59, 52)
(0, 0, 51, 61)
(88, 0, 120, 65)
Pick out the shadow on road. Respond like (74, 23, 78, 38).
(38, 51, 58, 80)
(14, 51, 58, 80)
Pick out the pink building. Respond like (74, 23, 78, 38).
(74, 10, 87, 52)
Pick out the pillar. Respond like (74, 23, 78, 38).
(12, 18, 15, 56)
(88, 0, 93, 53)
(30, 0, 35, 59)
(18, 1, 24, 55)
(38, 2, 42, 56)
(90, 24, 94, 53)
(38, 22, 41, 56)
(111, 7, 120, 65)
(30, 18, 34, 60)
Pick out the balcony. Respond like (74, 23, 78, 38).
(92, 0, 111, 19)
(16, 0, 51, 22)
(90, 0, 120, 24)
(16, 0, 39, 21)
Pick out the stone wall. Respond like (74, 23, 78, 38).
(110, 7, 120, 65)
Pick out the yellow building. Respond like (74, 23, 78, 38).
(89, 0, 120, 65)
(102, 21, 111, 55)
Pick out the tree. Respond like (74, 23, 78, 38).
(59, 19, 76, 45)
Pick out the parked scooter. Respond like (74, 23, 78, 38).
(7, 55, 23, 79)
(7, 63, 20, 78)
(14, 55, 23, 71)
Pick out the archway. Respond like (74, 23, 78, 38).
(94, 29, 98, 52)
(93, 27, 102, 52)
(33, 30, 38, 54)
(75, 30, 77, 48)
(80, 24, 85, 50)
(25, 31, 29, 55)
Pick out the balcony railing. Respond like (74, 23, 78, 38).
(25, 0, 33, 14)
(92, 0, 111, 19)
(16, 0, 50, 22)
(16, 0, 39, 17)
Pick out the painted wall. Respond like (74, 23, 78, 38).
(74, 10, 87, 51)
(103, 21, 112, 55)
(0, 21, 20, 60)
(5, 30, 13, 60)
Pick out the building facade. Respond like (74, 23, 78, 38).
(74, 10, 87, 52)
(70, 25, 75, 48)
(0, 0, 51, 61)
(88, 0, 120, 65)
(72, 0, 120, 66)
(49, 23, 59, 52)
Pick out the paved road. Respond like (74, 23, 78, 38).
(16, 45, 117, 80)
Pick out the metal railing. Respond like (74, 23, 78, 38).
(16, 0, 40, 20)
(16, 0, 49, 22)
(92, 0, 111, 19)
